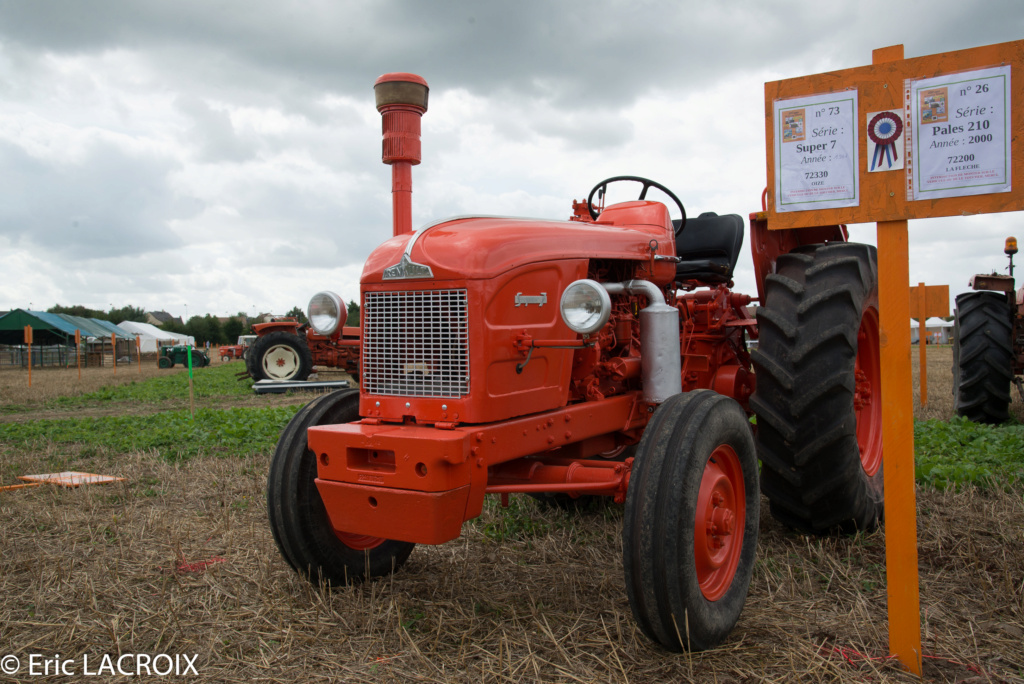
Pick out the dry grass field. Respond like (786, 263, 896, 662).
(0, 347, 1022, 682)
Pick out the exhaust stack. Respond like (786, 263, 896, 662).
(374, 73, 429, 237)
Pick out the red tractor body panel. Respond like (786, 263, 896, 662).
(253, 320, 303, 336)
(363, 205, 676, 284)
(309, 392, 641, 544)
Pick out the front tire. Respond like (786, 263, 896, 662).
(953, 291, 1013, 424)
(751, 242, 883, 534)
(623, 390, 759, 652)
(250, 332, 313, 381)
(267, 389, 415, 585)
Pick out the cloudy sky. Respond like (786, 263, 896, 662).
(1, 1, 1021, 321)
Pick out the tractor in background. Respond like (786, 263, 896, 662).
(219, 334, 257, 362)
(266, 73, 883, 652)
(245, 310, 361, 382)
(953, 236, 1024, 423)
(158, 344, 210, 369)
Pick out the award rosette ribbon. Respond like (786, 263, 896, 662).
(868, 111, 902, 171)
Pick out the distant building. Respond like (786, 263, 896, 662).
(146, 311, 184, 327)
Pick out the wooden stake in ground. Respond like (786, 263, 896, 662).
(187, 341, 195, 418)
(112, 332, 117, 375)
(75, 329, 81, 381)
(136, 336, 141, 374)
(24, 325, 32, 388)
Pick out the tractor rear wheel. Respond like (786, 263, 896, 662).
(623, 390, 759, 652)
(250, 331, 313, 381)
(953, 291, 1013, 424)
(751, 242, 883, 534)
(267, 389, 415, 584)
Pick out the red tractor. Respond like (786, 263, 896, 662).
(952, 236, 1024, 423)
(267, 73, 883, 651)
(247, 310, 361, 382)
(219, 334, 256, 362)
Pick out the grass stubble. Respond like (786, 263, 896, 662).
(0, 347, 1022, 682)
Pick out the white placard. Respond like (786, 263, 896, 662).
(908, 65, 1011, 200)
(774, 91, 859, 212)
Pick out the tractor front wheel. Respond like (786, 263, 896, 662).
(751, 242, 883, 534)
(158, 356, 172, 369)
(250, 331, 313, 382)
(267, 389, 415, 584)
(953, 291, 1014, 424)
(623, 390, 759, 652)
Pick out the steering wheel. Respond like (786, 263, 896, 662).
(586, 175, 686, 234)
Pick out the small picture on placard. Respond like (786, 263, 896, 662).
(866, 110, 904, 172)
(918, 87, 948, 124)
(781, 108, 805, 142)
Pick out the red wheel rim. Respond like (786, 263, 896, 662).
(335, 531, 385, 550)
(854, 308, 882, 477)
(694, 444, 746, 601)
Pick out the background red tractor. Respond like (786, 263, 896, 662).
(219, 334, 256, 362)
(952, 236, 1024, 423)
(246, 306, 361, 382)
(266, 73, 884, 652)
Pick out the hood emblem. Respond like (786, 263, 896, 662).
(383, 254, 434, 280)
(515, 292, 547, 307)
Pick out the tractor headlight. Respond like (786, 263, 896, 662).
(308, 291, 344, 336)
(560, 279, 612, 335)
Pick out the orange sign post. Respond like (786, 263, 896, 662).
(75, 329, 81, 381)
(765, 40, 1024, 675)
(111, 333, 117, 374)
(909, 283, 950, 405)
(136, 336, 142, 374)
(24, 325, 33, 388)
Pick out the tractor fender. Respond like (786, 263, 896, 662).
(254, 321, 303, 336)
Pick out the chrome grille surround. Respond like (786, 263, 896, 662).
(361, 289, 470, 398)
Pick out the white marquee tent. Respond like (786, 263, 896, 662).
(911, 317, 954, 344)
(117, 320, 195, 353)
(924, 317, 954, 344)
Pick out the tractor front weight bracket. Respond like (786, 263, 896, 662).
(307, 392, 643, 545)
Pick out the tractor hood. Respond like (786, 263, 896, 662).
(362, 202, 677, 283)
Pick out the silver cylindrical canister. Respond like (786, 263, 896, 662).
(638, 300, 682, 403)
(603, 280, 681, 403)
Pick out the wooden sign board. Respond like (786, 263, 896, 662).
(909, 284, 950, 318)
(765, 40, 1024, 229)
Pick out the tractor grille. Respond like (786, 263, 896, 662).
(362, 289, 470, 398)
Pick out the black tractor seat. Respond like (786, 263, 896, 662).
(671, 212, 744, 284)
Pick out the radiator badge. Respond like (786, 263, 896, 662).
(514, 292, 547, 307)
(383, 254, 434, 280)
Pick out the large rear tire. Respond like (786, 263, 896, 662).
(250, 331, 313, 381)
(750, 242, 883, 534)
(623, 390, 759, 652)
(953, 291, 1013, 424)
(267, 389, 415, 585)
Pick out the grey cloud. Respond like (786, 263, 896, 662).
(0, 140, 193, 258)
(175, 95, 256, 163)
(1, 1, 1020, 119)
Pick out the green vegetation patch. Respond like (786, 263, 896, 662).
(47, 363, 253, 409)
(0, 405, 300, 461)
(915, 417, 1024, 490)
